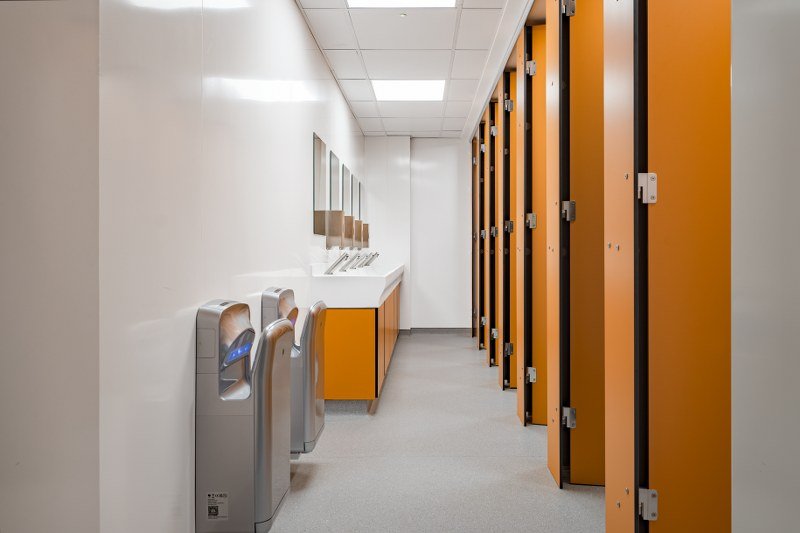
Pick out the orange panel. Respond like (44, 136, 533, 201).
(377, 301, 386, 394)
(472, 137, 479, 340)
(506, 71, 518, 391)
(530, 24, 548, 426)
(545, 0, 562, 487)
(482, 112, 492, 360)
(648, 1, 731, 531)
(324, 309, 376, 400)
(568, 0, 605, 486)
(513, 33, 527, 424)
(603, 0, 635, 529)
(494, 90, 505, 383)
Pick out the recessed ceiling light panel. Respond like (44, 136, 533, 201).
(347, 0, 456, 7)
(372, 80, 446, 101)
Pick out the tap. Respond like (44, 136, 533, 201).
(364, 252, 380, 266)
(324, 253, 349, 275)
(339, 253, 362, 272)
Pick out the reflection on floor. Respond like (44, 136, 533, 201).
(271, 332, 604, 532)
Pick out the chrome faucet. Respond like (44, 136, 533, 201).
(324, 253, 349, 275)
(339, 253, 362, 272)
(364, 252, 380, 267)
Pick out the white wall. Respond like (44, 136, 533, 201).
(364, 136, 412, 330)
(410, 138, 472, 328)
(98, 0, 363, 530)
(0, 2, 99, 532)
(731, 1, 800, 530)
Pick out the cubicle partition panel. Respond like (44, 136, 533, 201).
(491, 96, 504, 372)
(513, 31, 528, 424)
(472, 137, 479, 340)
(478, 122, 487, 351)
(483, 107, 495, 366)
(495, 78, 511, 389)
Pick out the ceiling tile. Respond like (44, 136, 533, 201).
(305, 9, 358, 49)
(339, 79, 376, 100)
(350, 8, 457, 49)
(362, 50, 452, 79)
(444, 100, 471, 117)
(350, 101, 381, 117)
(451, 50, 487, 78)
(378, 101, 444, 118)
(462, 0, 505, 7)
(299, 0, 346, 7)
(442, 116, 466, 130)
(383, 117, 443, 131)
(447, 79, 478, 100)
(358, 117, 385, 131)
(456, 9, 501, 49)
(326, 50, 367, 78)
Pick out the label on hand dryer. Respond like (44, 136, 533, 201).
(206, 492, 229, 521)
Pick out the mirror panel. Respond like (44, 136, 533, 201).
(313, 134, 328, 235)
(330, 152, 341, 211)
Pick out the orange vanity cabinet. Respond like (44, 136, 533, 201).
(323, 283, 401, 400)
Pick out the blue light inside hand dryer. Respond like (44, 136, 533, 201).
(224, 342, 253, 365)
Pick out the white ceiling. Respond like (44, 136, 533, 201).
(298, 0, 514, 138)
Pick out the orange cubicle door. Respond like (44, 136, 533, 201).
(472, 137, 479, 340)
(478, 121, 487, 351)
(483, 106, 495, 366)
(604, 1, 731, 531)
(512, 32, 527, 424)
(492, 87, 505, 378)
(546, 0, 605, 488)
(503, 69, 519, 392)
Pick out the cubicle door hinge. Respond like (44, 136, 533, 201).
(562, 0, 576, 17)
(504, 342, 514, 357)
(504, 220, 514, 233)
(490, 328, 499, 340)
(472, 156, 477, 166)
(490, 125, 498, 137)
(480, 143, 486, 153)
(504, 99, 514, 112)
(480, 229, 487, 239)
(525, 212, 537, 229)
(561, 406, 577, 429)
(639, 489, 659, 521)
(525, 367, 537, 384)
(490, 226, 498, 237)
(525, 60, 537, 77)
(480, 316, 487, 326)
(561, 201, 576, 222)
(638, 172, 658, 204)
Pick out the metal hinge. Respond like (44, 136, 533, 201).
(504, 342, 514, 356)
(480, 143, 486, 153)
(561, 201, 576, 222)
(525, 367, 537, 384)
(639, 489, 659, 521)
(504, 220, 514, 233)
(472, 156, 477, 166)
(504, 99, 514, 112)
(562, 0, 576, 17)
(490, 226, 498, 237)
(490, 125, 498, 137)
(480, 229, 486, 239)
(491, 328, 499, 340)
(561, 407, 576, 429)
(525, 212, 537, 229)
(638, 172, 658, 204)
(525, 60, 537, 77)
(480, 316, 487, 326)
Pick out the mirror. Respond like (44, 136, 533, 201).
(343, 166, 352, 217)
(313, 134, 327, 235)
(329, 152, 341, 211)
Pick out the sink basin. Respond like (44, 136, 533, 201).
(310, 262, 403, 308)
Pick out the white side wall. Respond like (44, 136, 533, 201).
(364, 136, 412, 330)
(0, 2, 100, 532)
(732, 1, 800, 530)
(410, 138, 472, 328)
(98, 0, 363, 530)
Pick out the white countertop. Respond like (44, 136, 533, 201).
(309, 261, 403, 308)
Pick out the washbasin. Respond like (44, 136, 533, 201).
(310, 261, 403, 308)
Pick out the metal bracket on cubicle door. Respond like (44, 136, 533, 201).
(480, 229, 486, 239)
(490, 226, 498, 238)
(525, 60, 537, 77)
(480, 143, 486, 153)
(525, 212, 537, 229)
(639, 489, 659, 521)
(561, 407, 577, 429)
(525, 367, 537, 384)
(561, 0, 576, 17)
(561, 201, 576, 222)
(638, 172, 658, 204)
(491, 328, 499, 340)
(490, 125, 498, 137)
(480, 316, 487, 327)
(503, 220, 514, 233)
(504, 99, 514, 112)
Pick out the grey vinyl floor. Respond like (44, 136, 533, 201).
(271, 332, 604, 533)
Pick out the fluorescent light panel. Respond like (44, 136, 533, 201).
(372, 80, 445, 101)
(347, 0, 455, 7)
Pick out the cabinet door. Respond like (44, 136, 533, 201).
(324, 309, 377, 400)
(377, 302, 386, 395)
